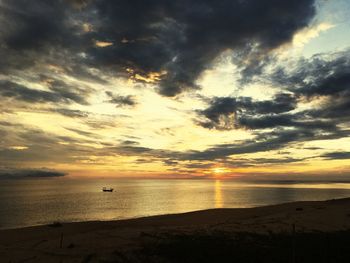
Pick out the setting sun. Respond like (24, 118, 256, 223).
(212, 167, 228, 174)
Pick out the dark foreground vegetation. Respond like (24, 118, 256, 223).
(111, 230, 350, 263)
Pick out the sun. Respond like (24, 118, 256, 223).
(211, 167, 230, 178)
(213, 167, 226, 174)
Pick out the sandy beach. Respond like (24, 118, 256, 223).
(1, 198, 350, 262)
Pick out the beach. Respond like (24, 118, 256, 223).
(1, 198, 350, 262)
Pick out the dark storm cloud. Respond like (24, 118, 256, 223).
(0, 0, 109, 101)
(321, 152, 350, 160)
(48, 80, 90, 105)
(0, 1, 72, 50)
(239, 114, 336, 130)
(239, 114, 294, 129)
(244, 157, 305, 165)
(198, 50, 350, 134)
(304, 100, 350, 121)
(268, 50, 350, 126)
(181, 129, 309, 160)
(0, 0, 316, 96)
(0, 80, 89, 105)
(269, 51, 350, 98)
(299, 71, 350, 97)
(240, 93, 297, 114)
(176, 127, 350, 161)
(0, 168, 66, 179)
(198, 97, 237, 130)
(163, 159, 179, 166)
(0, 80, 67, 104)
(216, 156, 306, 169)
(105, 91, 137, 107)
(183, 162, 214, 169)
(90, 0, 315, 96)
(198, 93, 297, 130)
(0, 0, 88, 76)
(116, 145, 153, 155)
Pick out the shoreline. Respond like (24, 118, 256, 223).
(1, 197, 348, 231)
(1, 198, 350, 262)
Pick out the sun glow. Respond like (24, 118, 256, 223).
(212, 167, 227, 174)
(211, 167, 231, 179)
(8, 146, 28, 150)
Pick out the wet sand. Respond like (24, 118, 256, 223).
(1, 198, 350, 262)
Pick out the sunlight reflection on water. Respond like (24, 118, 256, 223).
(215, 180, 223, 208)
(1, 178, 350, 229)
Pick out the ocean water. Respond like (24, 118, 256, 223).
(1, 178, 350, 229)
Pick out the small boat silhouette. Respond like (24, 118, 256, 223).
(102, 187, 114, 192)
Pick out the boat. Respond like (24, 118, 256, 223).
(102, 187, 114, 192)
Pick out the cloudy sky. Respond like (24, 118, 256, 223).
(0, 0, 350, 179)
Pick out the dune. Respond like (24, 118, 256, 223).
(1, 198, 350, 262)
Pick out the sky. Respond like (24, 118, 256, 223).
(0, 0, 350, 179)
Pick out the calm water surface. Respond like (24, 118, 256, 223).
(1, 178, 350, 229)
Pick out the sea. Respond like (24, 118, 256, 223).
(1, 178, 350, 230)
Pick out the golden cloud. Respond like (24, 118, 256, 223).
(94, 40, 114, 48)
